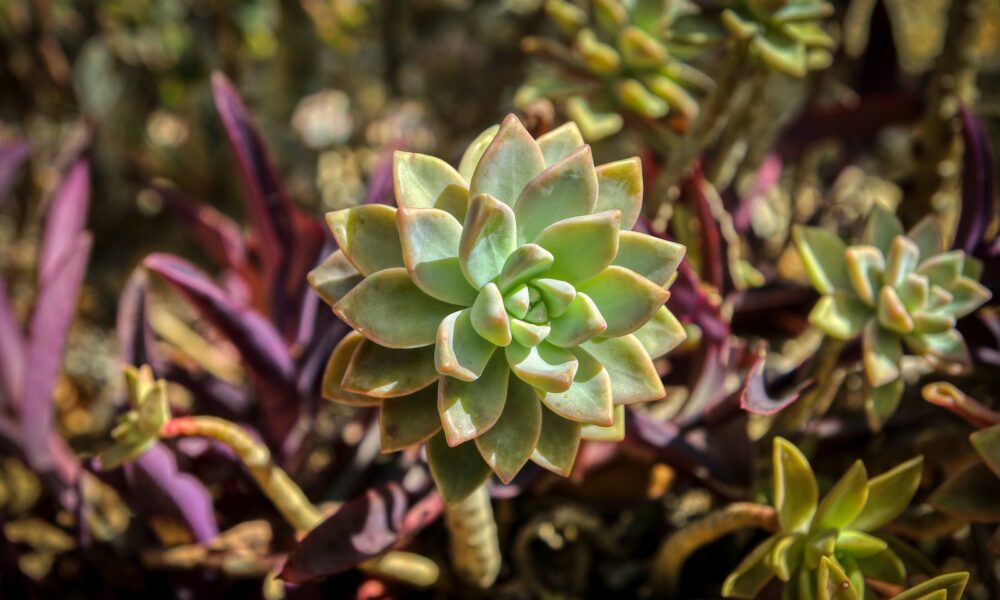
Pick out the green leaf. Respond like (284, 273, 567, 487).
(804, 529, 837, 569)
(772, 2, 835, 22)
(904, 329, 969, 366)
(426, 432, 492, 505)
(531, 405, 582, 476)
(326, 205, 404, 276)
(907, 217, 943, 260)
(721, 9, 762, 41)
(540, 346, 614, 426)
(535, 211, 621, 283)
(342, 339, 438, 398)
(643, 74, 700, 120)
(816, 557, 859, 600)
(435, 309, 497, 382)
(865, 378, 904, 432)
(582, 334, 664, 404)
(398, 207, 477, 305)
(506, 342, 578, 393)
(898, 273, 929, 313)
(321, 332, 380, 406)
(835, 530, 887, 558)
(575, 28, 621, 75)
(469, 114, 546, 207)
(577, 266, 670, 337)
(813, 461, 868, 532)
(547, 292, 608, 347)
(580, 404, 625, 441)
(510, 318, 551, 347)
(970, 424, 1000, 478)
(862, 322, 901, 388)
(617, 78, 670, 119)
(335, 268, 460, 349)
(768, 533, 803, 581)
(633, 305, 686, 358)
(843, 245, 884, 306)
(855, 549, 905, 585)
(617, 25, 668, 69)
(752, 30, 807, 78)
(393, 150, 468, 209)
(531, 278, 576, 318)
(308, 250, 363, 306)
(458, 125, 499, 181)
(773, 437, 818, 533)
(432, 184, 470, 222)
(504, 284, 531, 319)
(793, 226, 851, 295)
(917, 250, 964, 288)
(475, 376, 543, 483)
(928, 461, 1000, 522)
(498, 244, 554, 293)
(594, 157, 643, 230)
(438, 352, 510, 446)
(891, 573, 969, 600)
(515, 145, 598, 244)
(877, 286, 914, 334)
(470, 283, 512, 347)
(942, 276, 991, 318)
(721, 535, 779, 599)
(884, 236, 920, 289)
(566, 96, 624, 142)
(460, 193, 517, 289)
(864, 206, 905, 254)
(849, 456, 922, 531)
(808, 293, 870, 340)
(536, 122, 585, 167)
(613, 231, 685, 287)
(379, 385, 442, 452)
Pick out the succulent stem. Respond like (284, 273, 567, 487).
(160, 416, 439, 587)
(652, 502, 779, 598)
(444, 483, 501, 588)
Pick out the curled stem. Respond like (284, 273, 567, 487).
(444, 484, 501, 589)
(652, 502, 778, 598)
(160, 416, 438, 587)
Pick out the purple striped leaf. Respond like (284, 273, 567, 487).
(739, 347, 811, 415)
(0, 279, 24, 408)
(954, 107, 996, 256)
(153, 186, 248, 273)
(38, 160, 90, 285)
(126, 444, 219, 543)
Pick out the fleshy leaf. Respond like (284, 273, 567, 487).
(535, 211, 621, 283)
(398, 208, 477, 305)
(898, 274, 929, 313)
(469, 114, 546, 207)
(510, 319, 551, 347)
(942, 276, 991, 318)
(536, 122, 585, 166)
(864, 206, 904, 253)
(721, 536, 779, 599)
(843, 245, 884, 306)
(460, 193, 517, 289)
(322, 332, 380, 406)
(540, 347, 613, 426)
(769, 534, 804, 581)
(504, 284, 531, 318)
(326, 205, 404, 276)
(752, 30, 807, 78)
(580, 404, 625, 441)
(475, 377, 542, 483)
(905, 329, 969, 366)
(812, 461, 868, 532)
(970, 424, 1000, 479)
(498, 244, 554, 292)
(594, 158, 643, 230)
(506, 342, 578, 393)
(393, 151, 468, 209)
(633, 306, 686, 358)
(458, 125, 500, 181)
(817, 557, 859, 600)
(546, 292, 608, 347)
(438, 353, 510, 446)
(883, 236, 920, 289)
(917, 251, 964, 288)
(335, 268, 460, 349)
(342, 340, 437, 398)
(835, 531, 887, 558)
(531, 406, 582, 476)
(613, 231, 685, 287)
(470, 283, 511, 347)
(577, 266, 669, 337)
(379, 385, 442, 452)
(928, 462, 1000, 522)
(865, 378, 904, 432)
(892, 573, 968, 600)
(426, 432, 492, 505)
(308, 250, 363, 306)
(849, 456, 923, 531)
(582, 335, 664, 404)
(907, 217, 943, 259)
(862, 322, 901, 387)
(531, 278, 576, 317)
(793, 226, 851, 295)
(877, 286, 914, 334)
(515, 145, 598, 243)
(773, 437, 818, 533)
(808, 293, 870, 340)
(435, 310, 497, 382)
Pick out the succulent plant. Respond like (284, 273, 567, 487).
(516, 0, 713, 141)
(723, 438, 924, 599)
(309, 114, 686, 502)
(98, 365, 170, 470)
(794, 208, 992, 428)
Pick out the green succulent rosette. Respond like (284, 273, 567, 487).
(794, 208, 992, 429)
(723, 438, 924, 599)
(309, 115, 686, 502)
(517, 0, 713, 141)
(99, 365, 171, 470)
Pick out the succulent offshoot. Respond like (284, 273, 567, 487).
(98, 365, 170, 470)
(310, 114, 687, 503)
(794, 208, 991, 429)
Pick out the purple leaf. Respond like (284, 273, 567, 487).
(126, 444, 219, 543)
(143, 253, 298, 444)
(20, 234, 92, 472)
(116, 268, 158, 369)
(739, 347, 811, 416)
(681, 170, 724, 290)
(153, 186, 248, 273)
(954, 107, 996, 255)
(0, 278, 25, 407)
(38, 160, 90, 285)
(0, 139, 31, 206)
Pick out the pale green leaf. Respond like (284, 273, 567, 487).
(865, 378, 904, 432)
(498, 244, 554, 293)
(877, 285, 914, 334)
(540, 346, 613, 426)
(816, 557, 859, 600)
(862, 322, 901, 388)
(721, 535, 779, 599)
(321, 332, 380, 406)
(308, 250, 362, 306)
(475, 377, 543, 483)
(379, 385, 442, 452)
(469, 114, 546, 207)
(531, 278, 576, 318)
(536, 122, 585, 167)
(580, 404, 625, 441)
(884, 236, 920, 289)
(891, 573, 969, 600)
(438, 352, 510, 446)
(812, 461, 868, 532)
(470, 283, 511, 347)
(426, 432, 492, 505)
(752, 30, 807, 78)
(835, 530, 887, 559)
(535, 211, 621, 283)
(849, 456, 923, 531)
(547, 292, 608, 347)
(793, 226, 851, 295)
(807, 292, 870, 340)
(398, 207, 477, 305)
(582, 334, 663, 404)
(394, 151, 468, 209)
(515, 144, 598, 244)
(342, 339, 438, 398)
(459, 193, 517, 289)
(510, 318, 551, 347)
(864, 206, 904, 254)
(577, 266, 670, 337)
(594, 158, 643, 230)
(506, 342, 578, 393)
(458, 125, 499, 181)
(773, 437, 818, 533)
(633, 305, 686, 359)
(843, 245, 884, 306)
(613, 231, 685, 287)
(531, 405, 582, 476)
(907, 217, 943, 260)
(917, 250, 963, 288)
(435, 309, 497, 382)
(326, 205, 404, 276)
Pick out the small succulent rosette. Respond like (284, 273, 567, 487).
(517, 0, 713, 141)
(724, 438, 924, 599)
(309, 115, 686, 502)
(794, 208, 991, 428)
(99, 365, 170, 470)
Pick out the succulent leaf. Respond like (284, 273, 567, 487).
(536, 122, 586, 166)
(793, 226, 851, 295)
(811, 461, 868, 532)
(470, 283, 512, 347)
(531, 406, 582, 476)
(613, 231, 686, 287)
(864, 206, 904, 252)
(834, 531, 887, 559)
(583, 334, 664, 404)
(816, 557, 858, 600)
(326, 205, 404, 275)
(970, 424, 1000, 478)
(577, 265, 669, 337)
(458, 125, 499, 181)
(322, 333, 381, 406)
(721, 535, 779, 599)
(633, 305, 687, 358)
(308, 250, 363, 306)
(515, 145, 599, 244)
(594, 158, 643, 230)
(506, 342, 578, 393)
(426, 432, 492, 505)
(891, 573, 969, 600)
(398, 207, 477, 305)
(474, 377, 543, 483)
(469, 114, 546, 207)
(849, 456, 923, 531)
(773, 437, 818, 533)
(580, 404, 626, 441)
(539, 347, 614, 426)
(547, 292, 608, 347)
(393, 151, 467, 210)
(535, 211, 621, 283)
(379, 386, 442, 452)
(438, 353, 510, 446)
(342, 340, 438, 397)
